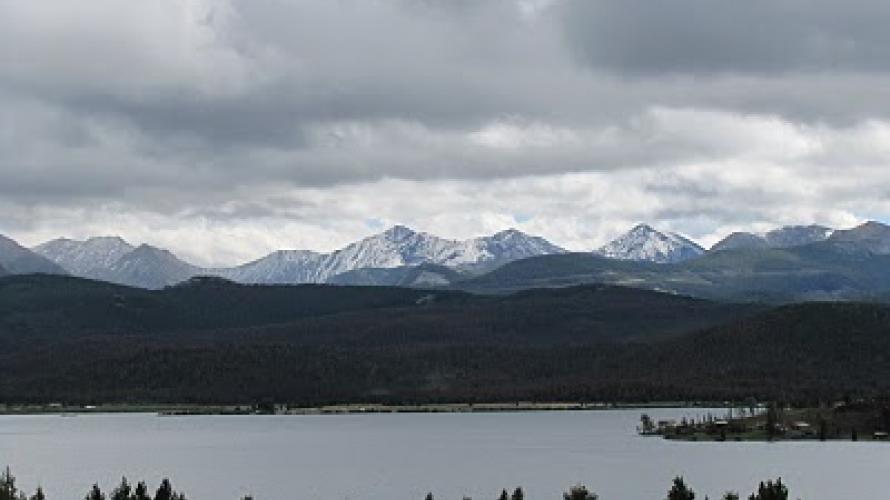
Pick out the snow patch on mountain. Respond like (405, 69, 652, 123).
(96, 244, 201, 289)
(597, 224, 704, 264)
(711, 225, 834, 252)
(33, 236, 135, 278)
(219, 225, 566, 284)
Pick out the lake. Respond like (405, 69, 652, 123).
(1, 409, 887, 500)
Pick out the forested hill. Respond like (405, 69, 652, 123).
(0, 274, 752, 341)
(1, 274, 888, 404)
(0, 274, 471, 337)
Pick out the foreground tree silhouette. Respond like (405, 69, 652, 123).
(154, 480, 173, 500)
(563, 484, 598, 500)
(29, 487, 45, 500)
(153, 480, 186, 500)
(0, 467, 22, 500)
(132, 482, 150, 500)
(511, 487, 524, 500)
(667, 477, 695, 500)
(110, 478, 131, 500)
(722, 492, 739, 500)
(747, 479, 788, 500)
(498, 489, 509, 500)
(85, 484, 105, 500)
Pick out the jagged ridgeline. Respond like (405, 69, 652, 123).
(3, 221, 890, 301)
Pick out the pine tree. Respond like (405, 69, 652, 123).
(752, 480, 785, 500)
(667, 477, 695, 500)
(153, 480, 172, 500)
(424, 493, 434, 500)
(747, 479, 788, 500)
(563, 484, 598, 500)
(110, 478, 131, 500)
(132, 482, 150, 500)
(498, 489, 509, 500)
(511, 487, 524, 500)
(29, 487, 45, 500)
(0, 467, 19, 500)
(85, 484, 105, 500)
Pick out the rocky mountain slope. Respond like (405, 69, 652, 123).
(711, 225, 833, 252)
(33, 236, 135, 278)
(597, 224, 704, 263)
(0, 234, 67, 275)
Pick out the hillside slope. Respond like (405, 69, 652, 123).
(461, 241, 890, 302)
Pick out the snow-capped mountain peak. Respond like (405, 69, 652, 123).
(380, 224, 417, 241)
(33, 236, 134, 277)
(597, 224, 705, 264)
(217, 225, 566, 284)
(465, 228, 567, 266)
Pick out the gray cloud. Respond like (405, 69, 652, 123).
(561, 0, 890, 75)
(2, 0, 890, 264)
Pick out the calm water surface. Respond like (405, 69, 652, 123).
(1, 409, 888, 500)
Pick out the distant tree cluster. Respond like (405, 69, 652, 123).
(421, 476, 791, 500)
(0, 465, 797, 500)
(0, 471, 186, 500)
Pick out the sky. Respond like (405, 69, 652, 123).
(3, 0, 890, 267)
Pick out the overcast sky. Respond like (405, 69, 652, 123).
(4, 0, 890, 266)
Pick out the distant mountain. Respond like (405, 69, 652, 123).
(95, 244, 201, 289)
(827, 221, 890, 254)
(218, 250, 326, 284)
(16, 226, 565, 288)
(33, 236, 135, 278)
(216, 225, 565, 285)
(711, 225, 833, 252)
(460, 229, 568, 271)
(317, 225, 566, 276)
(597, 224, 704, 263)
(461, 238, 890, 302)
(0, 234, 67, 275)
(711, 232, 770, 252)
(327, 263, 466, 287)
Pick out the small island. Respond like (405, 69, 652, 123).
(640, 400, 890, 442)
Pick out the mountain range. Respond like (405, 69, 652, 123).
(23, 226, 567, 289)
(217, 226, 566, 286)
(5, 220, 890, 299)
(462, 221, 890, 302)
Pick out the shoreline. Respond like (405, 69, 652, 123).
(0, 401, 720, 416)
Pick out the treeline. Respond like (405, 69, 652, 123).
(0, 470, 186, 500)
(1, 468, 793, 500)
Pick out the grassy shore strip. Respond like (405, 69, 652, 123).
(0, 401, 716, 416)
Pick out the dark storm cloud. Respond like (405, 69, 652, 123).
(561, 0, 890, 75)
